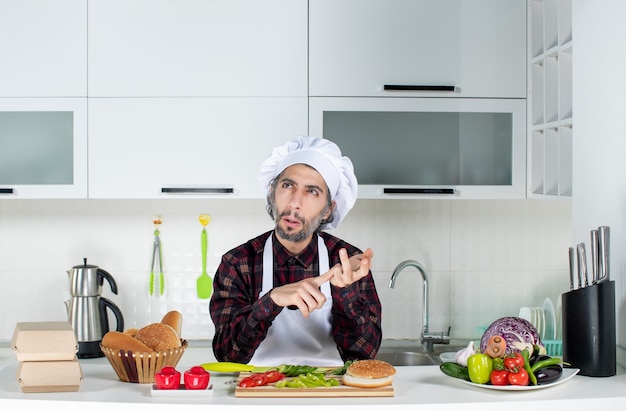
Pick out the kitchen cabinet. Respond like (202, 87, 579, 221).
(0, 0, 87, 97)
(0, 98, 88, 199)
(87, 0, 307, 97)
(309, 0, 527, 98)
(88, 98, 308, 199)
(528, 0, 573, 198)
(310, 97, 527, 199)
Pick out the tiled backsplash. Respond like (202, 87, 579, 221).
(0, 199, 571, 343)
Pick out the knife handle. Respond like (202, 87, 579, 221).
(598, 226, 610, 282)
(590, 230, 599, 284)
(576, 243, 587, 288)
(568, 247, 575, 290)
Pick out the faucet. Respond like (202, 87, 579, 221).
(389, 260, 450, 353)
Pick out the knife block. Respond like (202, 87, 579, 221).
(561, 281, 616, 377)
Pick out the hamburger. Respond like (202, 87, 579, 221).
(342, 359, 396, 388)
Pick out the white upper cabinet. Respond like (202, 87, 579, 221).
(0, 98, 88, 198)
(309, 0, 527, 98)
(88, 0, 307, 97)
(0, 0, 87, 97)
(88, 98, 308, 199)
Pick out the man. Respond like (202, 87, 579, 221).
(210, 136, 382, 366)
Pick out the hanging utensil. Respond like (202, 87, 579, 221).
(149, 215, 165, 296)
(197, 214, 212, 299)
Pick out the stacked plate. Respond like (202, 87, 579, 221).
(518, 297, 557, 341)
(518, 306, 544, 338)
(543, 298, 557, 341)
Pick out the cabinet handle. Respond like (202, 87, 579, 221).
(383, 84, 456, 92)
(0, 188, 14, 194)
(384, 188, 455, 195)
(161, 187, 234, 194)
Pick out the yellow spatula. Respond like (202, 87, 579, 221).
(196, 214, 212, 299)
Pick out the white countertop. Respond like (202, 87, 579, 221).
(1, 345, 625, 410)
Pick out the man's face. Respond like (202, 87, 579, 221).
(271, 164, 333, 243)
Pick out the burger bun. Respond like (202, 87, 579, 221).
(342, 359, 396, 388)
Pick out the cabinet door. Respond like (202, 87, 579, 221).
(0, 0, 87, 97)
(88, 98, 308, 198)
(310, 97, 526, 199)
(309, 0, 526, 98)
(0, 98, 88, 198)
(88, 0, 307, 97)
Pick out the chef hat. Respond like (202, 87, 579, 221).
(258, 136, 358, 230)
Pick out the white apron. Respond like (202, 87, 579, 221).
(249, 234, 343, 366)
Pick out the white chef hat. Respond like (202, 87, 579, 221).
(258, 136, 358, 230)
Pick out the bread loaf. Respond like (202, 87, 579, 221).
(160, 310, 183, 338)
(101, 331, 155, 354)
(123, 328, 139, 338)
(135, 323, 181, 352)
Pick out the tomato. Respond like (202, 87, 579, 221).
(183, 366, 211, 390)
(237, 370, 285, 388)
(467, 353, 493, 384)
(263, 370, 286, 383)
(490, 369, 509, 386)
(154, 366, 181, 390)
(504, 352, 524, 372)
(238, 376, 257, 388)
(508, 369, 530, 386)
(251, 373, 267, 386)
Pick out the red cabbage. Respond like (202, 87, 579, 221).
(480, 316, 542, 355)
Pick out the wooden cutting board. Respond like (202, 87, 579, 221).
(234, 373, 394, 398)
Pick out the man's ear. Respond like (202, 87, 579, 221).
(325, 200, 337, 219)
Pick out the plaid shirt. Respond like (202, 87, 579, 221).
(210, 230, 382, 364)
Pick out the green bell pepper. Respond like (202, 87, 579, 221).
(467, 353, 493, 384)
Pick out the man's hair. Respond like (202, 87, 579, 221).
(265, 165, 335, 229)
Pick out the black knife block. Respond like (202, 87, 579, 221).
(561, 281, 616, 377)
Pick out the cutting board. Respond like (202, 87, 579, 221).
(234, 373, 394, 398)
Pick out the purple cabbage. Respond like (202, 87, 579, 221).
(480, 316, 542, 355)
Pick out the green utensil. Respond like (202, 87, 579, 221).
(149, 215, 164, 296)
(197, 214, 212, 299)
(200, 362, 272, 373)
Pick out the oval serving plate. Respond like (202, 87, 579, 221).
(448, 368, 579, 391)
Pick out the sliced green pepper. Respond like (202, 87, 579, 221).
(522, 348, 538, 385)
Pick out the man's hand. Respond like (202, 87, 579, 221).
(268, 248, 374, 317)
(269, 270, 334, 318)
(331, 247, 373, 287)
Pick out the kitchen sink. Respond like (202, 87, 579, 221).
(375, 340, 467, 366)
(375, 350, 438, 366)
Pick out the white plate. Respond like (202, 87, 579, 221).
(448, 368, 579, 391)
(543, 297, 557, 340)
(151, 384, 213, 398)
(518, 307, 532, 325)
(535, 307, 545, 339)
(440, 352, 457, 363)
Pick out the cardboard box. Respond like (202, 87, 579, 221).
(16, 358, 83, 393)
(12, 321, 78, 361)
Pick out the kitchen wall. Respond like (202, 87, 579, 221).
(572, 0, 626, 367)
(0, 198, 571, 343)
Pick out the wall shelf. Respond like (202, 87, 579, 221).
(528, 0, 573, 199)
